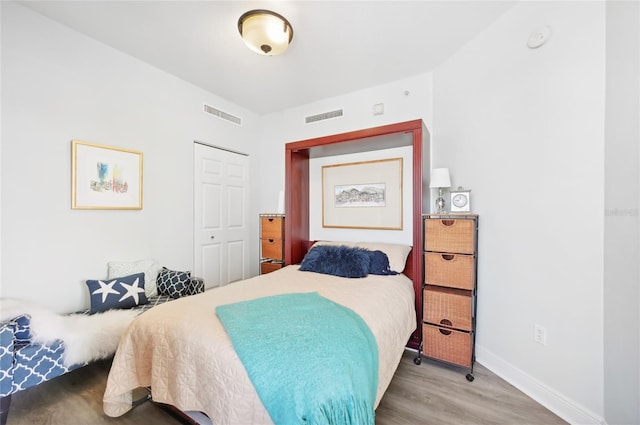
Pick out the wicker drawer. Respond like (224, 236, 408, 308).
(424, 252, 474, 290)
(424, 218, 475, 254)
(261, 217, 284, 239)
(261, 238, 284, 260)
(261, 261, 283, 274)
(423, 286, 472, 331)
(422, 324, 472, 368)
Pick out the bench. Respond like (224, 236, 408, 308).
(0, 277, 204, 425)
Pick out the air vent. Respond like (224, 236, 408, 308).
(203, 104, 242, 125)
(305, 109, 344, 124)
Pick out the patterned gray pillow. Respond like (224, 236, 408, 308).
(156, 267, 191, 299)
(107, 259, 161, 298)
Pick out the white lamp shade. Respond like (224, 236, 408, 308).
(429, 168, 451, 188)
(238, 10, 293, 56)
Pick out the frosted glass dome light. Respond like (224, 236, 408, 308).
(238, 10, 294, 56)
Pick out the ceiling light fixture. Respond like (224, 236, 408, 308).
(237, 9, 293, 56)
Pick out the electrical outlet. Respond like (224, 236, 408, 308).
(534, 324, 547, 345)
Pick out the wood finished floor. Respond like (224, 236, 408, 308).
(6, 350, 567, 425)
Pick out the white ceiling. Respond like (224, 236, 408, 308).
(19, 1, 516, 115)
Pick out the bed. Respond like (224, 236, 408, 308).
(103, 244, 416, 424)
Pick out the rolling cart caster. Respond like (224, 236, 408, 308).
(413, 357, 421, 365)
(466, 373, 474, 382)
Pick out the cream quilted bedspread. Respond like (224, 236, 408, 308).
(103, 266, 416, 424)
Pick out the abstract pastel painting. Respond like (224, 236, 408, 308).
(72, 140, 143, 210)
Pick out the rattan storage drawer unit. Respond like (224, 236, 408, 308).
(260, 261, 283, 274)
(415, 214, 478, 381)
(261, 238, 283, 260)
(423, 286, 473, 331)
(259, 214, 285, 274)
(424, 252, 475, 290)
(261, 215, 284, 239)
(424, 218, 475, 254)
(422, 324, 473, 368)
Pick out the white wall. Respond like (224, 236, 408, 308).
(0, 2, 260, 313)
(432, 2, 605, 423)
(603, 1, 640, 424)
(256, 73, 433, 225)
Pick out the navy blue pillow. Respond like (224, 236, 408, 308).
(86, 272, 148, 314)
(368, 250, 398, 276)
(156, 267, 191, 299)
(299, 245, 371, 278)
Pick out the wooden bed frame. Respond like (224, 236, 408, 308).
(145, 120, 430, 424)
(284, 119, 430, 349)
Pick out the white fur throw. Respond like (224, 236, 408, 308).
(1, 299, 139, 367)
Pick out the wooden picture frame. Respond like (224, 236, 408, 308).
(71, 140, 143, 210)
(322, 157, 402, 229)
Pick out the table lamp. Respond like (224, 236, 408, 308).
(429, 168, 451, 213)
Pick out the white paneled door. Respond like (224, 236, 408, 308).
(194, 143, 250, 289)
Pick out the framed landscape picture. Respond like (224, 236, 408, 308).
(322, 157, 402, 229)
(72, 140, 143, 210)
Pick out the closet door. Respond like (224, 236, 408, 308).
(194, 143, 250, 289)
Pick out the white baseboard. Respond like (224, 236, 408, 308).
(476, 345, 607, 425)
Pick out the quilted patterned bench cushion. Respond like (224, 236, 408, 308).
(1, 290, 202, 398)
(74, 294, 174, 316)
(3, 295, 175, 396)
(140, 295, 175, 310)
(11, 340, 80, 393)
(0, 325, 14, 396)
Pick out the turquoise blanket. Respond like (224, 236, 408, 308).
(216, 292, 378, 425)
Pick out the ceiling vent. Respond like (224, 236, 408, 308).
(203, 104, 242, 125)
(305, 109, 343, 124)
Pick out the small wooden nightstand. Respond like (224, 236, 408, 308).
(259, 214, 285, 274)
(415, 213, 478, 381)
